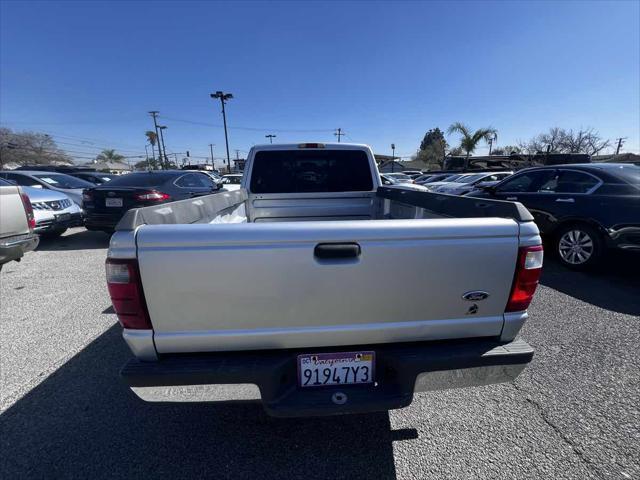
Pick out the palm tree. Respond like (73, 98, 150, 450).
(145, 131, 158, 168)
(447, 122, 498, 159)
(145, 130, 157, 149)
(95, 149, 126, 163)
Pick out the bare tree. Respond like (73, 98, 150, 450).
(0, 127, 72, 167)
(519, 127, 610, 156)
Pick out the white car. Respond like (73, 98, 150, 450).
(22, 186, 83, 237)
(428, 172, 513, 195)
(221, 174, 243, 191)
(382, 172, 413, 184)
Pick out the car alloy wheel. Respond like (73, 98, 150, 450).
(558, 229, 594, 265)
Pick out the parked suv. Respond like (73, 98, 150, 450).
(22, 187, 83, 237)
(468, 163, 640, 268)
(0, 170, 93, 207)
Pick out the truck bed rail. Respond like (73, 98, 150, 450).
(115, 189, 248, 231)
(376, 186, 534, 222)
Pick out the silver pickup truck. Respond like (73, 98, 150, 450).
(0, 177, 39, 270)
(107, 143, 543, 417)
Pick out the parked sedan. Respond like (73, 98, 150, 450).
(0, 170, 93, 207)
(70, 172, 118, 185)
(434, 171, 513, 195)
(21, 186, 83, 237)
(83, 170, 220, 233)
(468, 163, 640, 268)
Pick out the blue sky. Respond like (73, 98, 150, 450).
(1, 0, 639, 166)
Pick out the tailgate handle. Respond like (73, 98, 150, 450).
(314, 243, 361, 260)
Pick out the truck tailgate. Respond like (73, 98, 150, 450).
(136, 218, 519, 353)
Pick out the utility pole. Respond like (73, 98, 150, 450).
(209, 144, 215, 167)
(210, 91, 233, 174)
(265, 134, 276, 144)
(615, 137, 626, 155)
(149, 111, 164, 169)
(391, 143, 396, 173)
(144, 144, 151, 170)
(334, 128, 344, 143)
(158, 125, 168, 168)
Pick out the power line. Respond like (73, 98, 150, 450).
(158, 115, 334, 133)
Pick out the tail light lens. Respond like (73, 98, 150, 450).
(18, 189, 36, 231)
(134, 190, 171, 201)
(105, 258, 152, 329)
(82, 190, 93, 202)
(505, 245, 544, 312)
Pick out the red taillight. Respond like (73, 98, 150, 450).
(82, 190, 93, 202)
(18, 189, 36, 231)
(298, 143, 325, 149)
(134, 190, 171, 201)
(505, 245, 544, 312)
(105, 258, 152, 329)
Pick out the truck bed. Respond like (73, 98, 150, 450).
(111, 186, 538, 357)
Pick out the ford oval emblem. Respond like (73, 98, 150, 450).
(462, 291, 490, 302)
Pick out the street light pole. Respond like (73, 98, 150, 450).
(391, 143, 396, 173)
(209, 143, 215, 167)
(265, 134, 276, 144)
(210, 91, 233, 174)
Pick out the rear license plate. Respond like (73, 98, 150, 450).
(105, 198, 123, 207)
(298, 351, 375, 387)
(55, 213, 71, 222)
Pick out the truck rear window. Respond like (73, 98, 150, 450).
(249, 150, 374, 193)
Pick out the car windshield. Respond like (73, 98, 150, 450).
(441, 174, 463, 182)
(33, 173, 93, 189)
(96, 174, 116, 182)
(456, 174, 488, 184)
(387, 173, 411, 180)
(102, 173, 177, 187)
(223, 175, 243, 184)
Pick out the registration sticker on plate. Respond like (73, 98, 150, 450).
(105, 198, 123, 207)
(298, 351, 375, 387)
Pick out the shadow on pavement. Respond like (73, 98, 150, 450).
(540, 250, 640, 316)
(0, 325, 405, 479)
(36, 228, 111, 251)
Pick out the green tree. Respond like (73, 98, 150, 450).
(95, 149, 125, 163)
(447, 122, 498, 158)
(416, 128, 448, 168)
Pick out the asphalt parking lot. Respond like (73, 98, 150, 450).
(1, 227, 639, 479)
